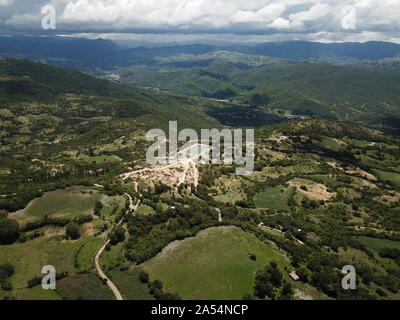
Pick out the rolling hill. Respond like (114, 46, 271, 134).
(115, 60, 400, 135)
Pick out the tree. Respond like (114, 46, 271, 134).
(297, 266, 311, 283)
(269, 267, 283, 287)
(249, 93, 270, 106)
(110, 226, 126, 245)
(157, 292, 181, 300)
(254, 282, 268, 299)
(0, 217, 20, 244)
(0, 263, 15, 280)
(94, 201, 104, 216)
(0, 210, 8, 218)
(149, 280, 163, 295)
(139, 271, 149, 284)
(1, 279, 12, 291)
(0, 263, 15, 291)
(282, 283, 294, 296)
(66, 222, 80, 240)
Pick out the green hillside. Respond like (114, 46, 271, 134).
(114, 58, 400, 135)
(1, 58, 400, 301)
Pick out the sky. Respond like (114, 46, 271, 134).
(0, 0, 399, 44)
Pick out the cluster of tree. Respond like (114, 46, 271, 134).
(66, 222, 81, 240)
(0, 263, 15, 291)
(27, 272, 68, 289)
(94, 201, 104, 216)
(248, 93, 271, 106)
(217, 208, 386, 299)
(23, 214, 93, 233)
(109, 226, 126, 245)
(18, 230, 44, 243)
(253, 262, 293, 300)
(0, 216, 20, 244)
(379, 248, 400, 266)
(138, 271, 181, 300)
(125, 200, 218, 263)
(0, 161, 123, 212)
(154, 183, 172, 195)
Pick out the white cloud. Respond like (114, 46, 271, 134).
(289, 3, 331, 22)
(0, 0, 14, 6)
(1, 0, 400, 43)
(341, 5, 356, 30)
(269, 17, 291, 29)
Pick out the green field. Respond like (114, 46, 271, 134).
(9, 186, 104, 225)
(353, 236, 400, 250)
(0, 236, 103, 290)
(142, 226, 291, 300)
(109, 268, 154, 300)
(56, 274, 114, 300)
(316, 138, 345, 151)
(75, 155, 121, 164)
(135, 205, 156, 216)
(254, 185, 293, 210)
(343, 138, 371, 147)
(7, 285, 62, 300)
(372, 169, 400, 187)
(310, 174, 342, 187)
(100, 242, 126, 271)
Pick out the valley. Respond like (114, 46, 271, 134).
(0, 57, 399, 301)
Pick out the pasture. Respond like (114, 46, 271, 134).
(254, 185, 293, 210)
(9, 186, 104, 225)
(142, 226, 291, 300)
(0, 236, 103, 290)
(372, 169, 400, 188)
(353, 236, 400, 250)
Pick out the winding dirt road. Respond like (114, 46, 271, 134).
(94, 193, 139, 301)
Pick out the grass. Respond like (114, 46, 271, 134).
(100, 242, 126, 271)
(9, 186, 104, 225)
(372, 169, 400, 187)
(310, 174, 340, 185)
(75, 155, 121, 164)
(56, 273, 114, 300)
(259, 226, 285, 238)
(343, 138, 371, 147)
(6, 285, 63, 300)
(75, 238, 104, 273)
(353, 236, 400, 250)
(135, 205, 156, 216)
(0, 236, 102, 290)
(316, 138, 345, 151)
(142, 226, 291, 300)
(254, 185, 292, 210)
(213, 177, 248, 204)
(109, 268, 154, 300)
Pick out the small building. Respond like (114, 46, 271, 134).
(289, 271, 300, 281)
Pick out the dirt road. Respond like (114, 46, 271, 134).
(94, 193, 139, 300)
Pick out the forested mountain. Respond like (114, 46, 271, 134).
(116, 61, 400, 135)
(1, 36, 400, 72)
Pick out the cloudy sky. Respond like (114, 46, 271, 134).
(0, 0, 399, 43)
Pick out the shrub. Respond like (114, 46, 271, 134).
(0, 217, 20, 244)
(1, 279, 12, 291)
(139, 271, 149, 284)
(66, 222, 81, 240)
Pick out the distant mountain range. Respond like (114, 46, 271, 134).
(1, 36, 400, 72)
(1, 37, 400, 136)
